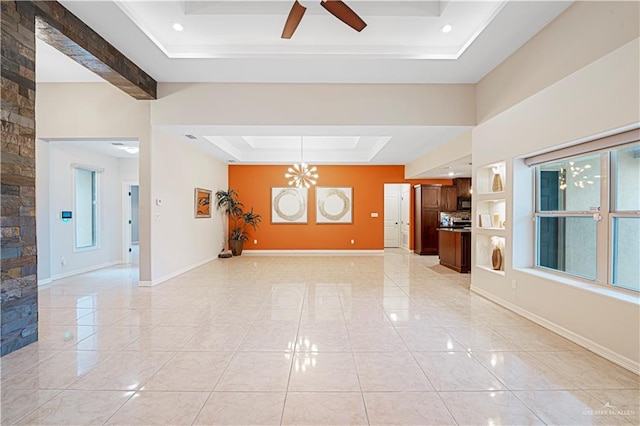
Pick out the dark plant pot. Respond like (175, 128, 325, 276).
(230, 240, 244, 256)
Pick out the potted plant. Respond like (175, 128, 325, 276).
(214, 188, 261, 256)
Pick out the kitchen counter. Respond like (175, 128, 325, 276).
(438, 228, 471, 273)
(437, 227, 471, 233)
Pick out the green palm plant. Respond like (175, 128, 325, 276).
(215, 188, 261, 255)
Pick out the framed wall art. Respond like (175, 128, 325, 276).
(271, 187, 308, 224)
(195, 187, 212, 218)
(316, 187, 353, 224)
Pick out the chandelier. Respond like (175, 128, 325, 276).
(285, 137, 318, 188)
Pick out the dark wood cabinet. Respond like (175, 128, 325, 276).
(414, 184, 441, 255)
(440, 186, 457, 212)
(455, 178, 472, 198)
(438, 230, 471, 273)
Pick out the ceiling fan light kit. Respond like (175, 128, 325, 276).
(281, 0, 367, 39)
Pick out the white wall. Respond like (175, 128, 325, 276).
(36, 83, 152, 281)
(405, 130, 472, 179)
(47, 144, 122, 278)
(471, 39, 640, 371)
(119, 158, 139, 182)
(153, 83, 476, 126)
(476, 1, 639, 123)
(144, 127, 228, 285)
(36, 139, 50, 283)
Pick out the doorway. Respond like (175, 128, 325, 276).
(122, 183, 140, 265)
(384, 184, 411, 249)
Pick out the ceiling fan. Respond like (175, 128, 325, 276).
(281, 0, 367, 39)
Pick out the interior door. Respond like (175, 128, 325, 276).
(122, 185, 132, 264)
(384, 192, 400, 247)
(400, 186, 410, 250)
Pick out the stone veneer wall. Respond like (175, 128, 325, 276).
(1, 1, 156, 356)
(1, 1, 38, 356)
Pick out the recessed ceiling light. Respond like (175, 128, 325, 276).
(441, 24, 453, 34)
(123, 147, 139, 154)
(172, 22, 184, 32)
(447, 171, 456, 176)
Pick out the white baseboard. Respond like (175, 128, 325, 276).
(471, 285, 640, 376)
(50, 260, 122, 282)
(37, 278, 52, 286)
(241, 250, 385, 256)
(139, 256, 217, 287)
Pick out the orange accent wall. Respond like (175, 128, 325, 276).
(229, 165, 452, 250)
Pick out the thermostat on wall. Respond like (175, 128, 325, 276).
(61, 211, 72, 223)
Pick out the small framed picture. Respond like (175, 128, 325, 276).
(316, 187, 353, 224)
(195, 188, 212, 218)
(479, 214, 492, 228)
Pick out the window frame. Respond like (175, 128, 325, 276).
(608, 145, 640, 290)
(73, 166, 100, 252)
(533, 142, 639, 292)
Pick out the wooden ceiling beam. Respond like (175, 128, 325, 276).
(31, 1, 157, 100)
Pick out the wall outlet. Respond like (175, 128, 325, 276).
(511, 280, 517, 290)
(60, 256, 66, 266)
(350, 239, 355, 244)
(253, 239, 258, 245)
(371, 212, 379, 218)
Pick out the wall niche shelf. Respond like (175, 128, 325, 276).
(476, 234, 506, 273)
(474, 160, 508, 276)
(476, 161, 506, 195)
(476, 199, 506, 230)
(476, 265, 506, 276)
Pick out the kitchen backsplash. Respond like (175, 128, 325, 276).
(440, 211, 472, 225)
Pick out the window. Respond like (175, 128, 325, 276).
(611, 145, 640, 291)
(536, 153, 601, 281)
(530, 131, 639, 292)
(75, 167, 98, 249)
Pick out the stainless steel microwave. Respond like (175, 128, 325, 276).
(457, 197, 472, 211)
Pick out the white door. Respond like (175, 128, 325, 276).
(384, 192, 400, 247)
(400, 185, 411, 250)
(122, 185, 132, 264)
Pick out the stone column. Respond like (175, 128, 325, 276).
(1, 1, 38, 356)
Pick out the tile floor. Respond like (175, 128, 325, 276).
(1, 250, 639, 425)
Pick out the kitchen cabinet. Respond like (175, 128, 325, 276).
(438, 229, 471, 273)
(455, 178, 472, 197)
(414, 184, 441, 255)
(440, 186, 457, 212)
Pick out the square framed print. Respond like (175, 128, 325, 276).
(271, 187, 308, 224)
(195, 187, 212, 218)
(316, 187, 353, 224)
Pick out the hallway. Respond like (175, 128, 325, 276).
(1, 250, 638, 425)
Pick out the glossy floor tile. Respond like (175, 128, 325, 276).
(1, 250, 638, 425)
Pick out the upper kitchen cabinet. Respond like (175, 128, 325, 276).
(440, 186, 457, 212)
(455, 178, 472, 197)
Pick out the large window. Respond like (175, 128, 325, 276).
(75, 167, 98, 249)
(532, 135, 639, 292)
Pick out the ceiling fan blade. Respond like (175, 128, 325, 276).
(281, 1, 307, 39)
(320, 0, 367, 32)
